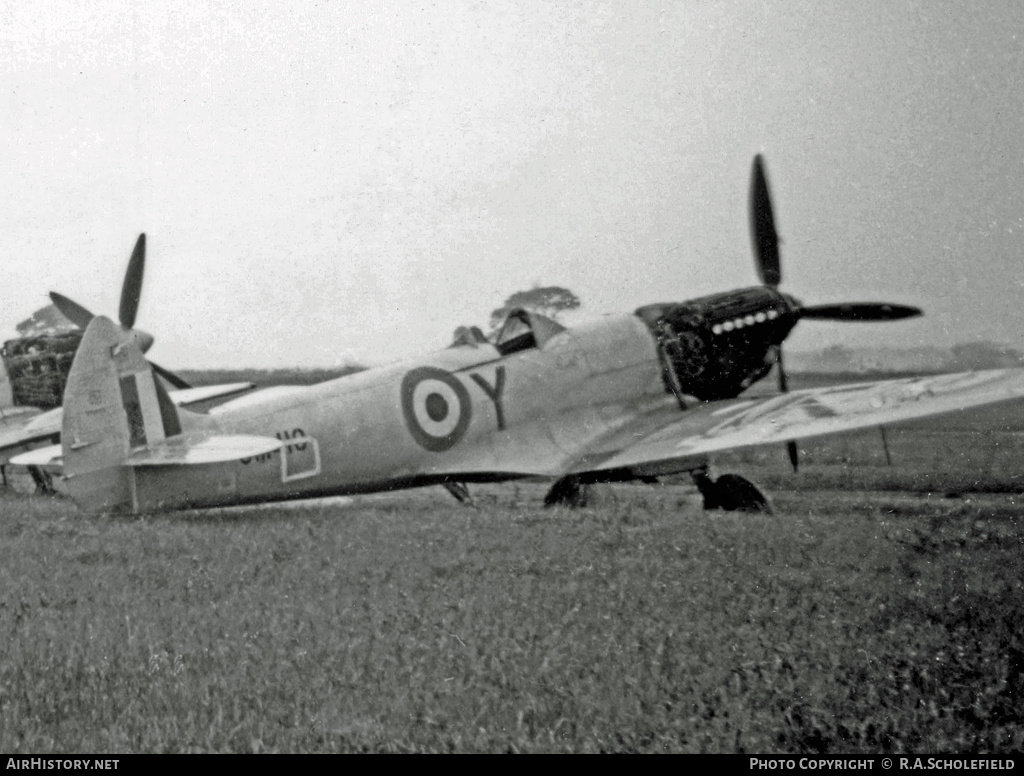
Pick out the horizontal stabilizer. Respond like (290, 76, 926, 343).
(10, 434, 279, 470)
(0, 384, 255, 460)
(124, 434, 283, 467)
(10, 444, 62, 468)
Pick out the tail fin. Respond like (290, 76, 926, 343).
(61, 316, 189, 513)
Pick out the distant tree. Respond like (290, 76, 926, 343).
(947, 342, 1024, 371)
(818, 344, 855, 372)
(15, 304, 75, 338)
(489, 286, 581, 333)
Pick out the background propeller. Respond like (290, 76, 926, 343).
(748, 154, 922, 470)
(50, 233, 191, 389)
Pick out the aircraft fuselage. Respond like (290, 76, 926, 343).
(132, 313, 674, 511)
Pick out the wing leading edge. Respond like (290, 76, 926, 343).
(573, 369, 1024, 478)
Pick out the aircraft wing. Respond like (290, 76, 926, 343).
(0, 407, 41, 426)
(0, 382, 255, 463)
(0, 407, 58, 464)
(8, 443, 63, 471)
(569, 369, 1024, 478)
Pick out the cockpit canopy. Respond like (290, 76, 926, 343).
(447, 309, 568, 355)
(493, 308, 566, 356)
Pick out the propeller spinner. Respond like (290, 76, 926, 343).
(748, 155, 922, 469)
(50, 234, 190, 389)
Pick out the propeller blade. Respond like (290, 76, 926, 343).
(119, 233, 146, 329)
(150, 360, 191, 390)
(49, 292, 96, 330)
(800, 303, 922, 321)
(750, 154, 781, 287)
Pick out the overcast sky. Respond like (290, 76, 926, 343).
(3, 1, 1023, 368)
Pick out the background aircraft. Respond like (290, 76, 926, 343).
(16, 156, 1024, 515)
(0, 235, 252, 488)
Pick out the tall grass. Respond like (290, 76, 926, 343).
(1, 485, 1021, 752)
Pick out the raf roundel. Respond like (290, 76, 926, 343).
(401, 367, 473, 452)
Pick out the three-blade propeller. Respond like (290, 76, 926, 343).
(749, 155, 922, 470)
(50, 234, 191, 390)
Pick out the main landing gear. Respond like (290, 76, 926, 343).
(690, 468, 772, 513)
(543, 475, 590, 508)
(542, 469, 772, 513)
(28, 466, 56, 496)
(0, 464, 56, 495)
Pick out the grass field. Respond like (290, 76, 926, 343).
(2, 372, 1023, 752)
(1, 481, 1022, 753)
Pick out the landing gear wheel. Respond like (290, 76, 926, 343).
(691, 469, 772, 513)
(544, 476, 590, 508)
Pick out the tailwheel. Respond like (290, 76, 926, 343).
(691, 468, 772, 513)
(544, 475, 590, 508)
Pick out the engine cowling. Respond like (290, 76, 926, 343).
(636, 286, 799, 401)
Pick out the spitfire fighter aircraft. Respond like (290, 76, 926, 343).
(14, 156, 1024, 515)
(0, 234, 253, 488)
